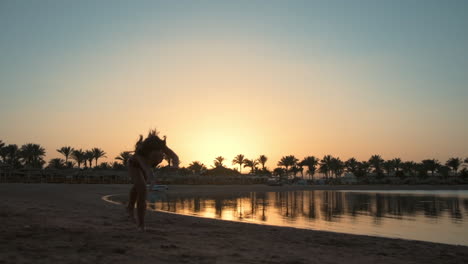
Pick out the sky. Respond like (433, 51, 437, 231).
(1, 0, 467, 168)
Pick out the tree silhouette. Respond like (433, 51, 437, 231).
(115, 151, 132, 166)
(393, 158, 402, 173)
(446, 157, 461, 174)
(0, 141, 7, 163)
(56, 146, 74, 163)
(422, 159, 441, 177)
(330, 157, 344, 178)
(258, 155, 268, 170)
(383, 160, 394, 176)
(232, 154, 246, 173)
(277, 155, 298, 178)
(85, 150, 94, 168)
(3, 144, 20, 168)
(19, 143, 46, 168)
(319, 155, 333, 179)
(71, 149, 85, 168)
(92, 147, 106, 167)
(243, 159, 259, 174)
(300, 156, 319, 180)
(188, 161, 207, 175)
(48, 158, 65, 169)
(369, 155, 384, 175)
(345, 158, 359, 174)
(213, 156, 225, 168)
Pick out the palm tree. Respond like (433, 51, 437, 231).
(213, 156, 225, 168)
(446, 157, 461, 174)
(85, 150, 94, 168)
(369, 155, 384, 175)
(329, 157, 344, 178)
(319, 155, 333, 179)
(19, 143, 46, 168)
(356, 161, 370, 178)
(71, 149, 85, 168)
(3, 144, 20, 168)
(91, 147, 106, 167)
(0, 140, 5, 160)
(188, 161, 207, 175)
(382, 160, 394, 176)
(232, 154, 246, 173)
(0, 141, 7, 163)
(300, 156, 319, 180)
(48, 158, 65, 169)
(401, 161, 417, 177)
(258, 155, 268, 170)
(273, 167, 287, 179)
(393, 158, 402, 173)
(115, 151, 132, 166)
(243, 159, 259, 174)
(277, 155, 298, 178)
(422, 159, 441, 177)
(56, 146, 74, 163)
(345, 158, 359, 174)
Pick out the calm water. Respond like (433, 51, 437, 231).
(109, 190, 468, 246)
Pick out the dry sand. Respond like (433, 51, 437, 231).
(1, 184, 468, 264)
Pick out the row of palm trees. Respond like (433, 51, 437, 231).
(0, 140, 108, 169)
(2, 140, 468, 179)
(187, 154, 468, 180)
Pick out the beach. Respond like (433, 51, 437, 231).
(1, 184, 468, 264)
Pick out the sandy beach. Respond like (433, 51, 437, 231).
(1, 184, 468, 264)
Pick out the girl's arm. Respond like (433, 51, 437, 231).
(164, 146, 180, 168)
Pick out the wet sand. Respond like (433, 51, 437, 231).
(1, 184, 468, 264)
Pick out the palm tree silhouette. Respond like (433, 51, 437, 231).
(345, 158, 358, 174)
(300, 156, 319, 180)
(56, 146, 74, 163)
(213, 156, 225, 168)
(383, 160, 394, 176)
(3, 144, 20, 168)
(48, 158, 65, 169)
(232, 154, 246, 173)
(243, 159, 259, 174)
(277, 155, 298, 178)
(369, 155, 384, 175)
(85, 150, 94, 168)
(91, 147, 106, 167)
(258, 155, 268, 170)
(188, 161, 207, 175)
(446, 157, 461, 174)
(0, 141, 7, 163)
(71, 149, 85, 168)
(319, 155, 333, 179)
(330, 157, 344, 178)
(115, 151, 132, 166)
(422, 159, 441, 177)
(393, 158, 402, 173)
(19, 143, 46, 168)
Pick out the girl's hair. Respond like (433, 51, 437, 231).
(134, 130, 167, 157)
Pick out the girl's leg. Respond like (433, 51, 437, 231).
(127, 185, 137, 221)
(133, 170, 147, 230)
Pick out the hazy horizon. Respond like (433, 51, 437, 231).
(1, 0, 467, 167)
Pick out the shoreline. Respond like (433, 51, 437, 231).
(1, 184, 467, 263)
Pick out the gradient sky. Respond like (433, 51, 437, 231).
(1, 0, 467, 168)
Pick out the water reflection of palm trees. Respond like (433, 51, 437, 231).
(149, 191, 467, 225)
